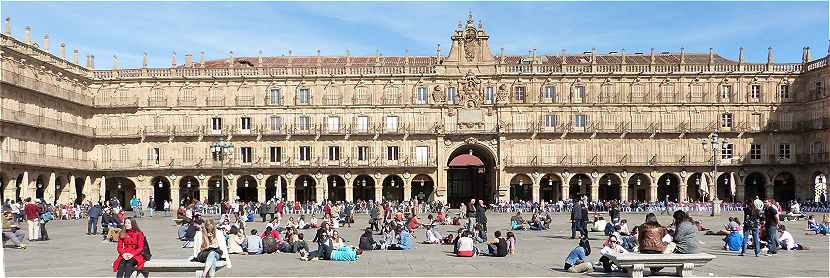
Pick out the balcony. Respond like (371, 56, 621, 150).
(293, 125, 318, 136)
(323, 96, 342, 106)
(322, 125, 349, 135)
(93, 127, 142, 138)
(147, 97, 168, 107)
(177, 96, 197, 107)
(381, 124, 406, 134)
(259, 124, 289, 136)
(2, 109, 94, 137)
(0, 68, 93, 106)
(206, 96, 226, 107)
(144, 125, 171, 137)
(1, 150, 93, 170)
(264, 95, 283, 106)
(381, 96, 401, 105)
(350, 125, 373, 135)
(235, 96, 255, 106)
(173, 125, 202, 136)
(444, 122, 498, 134)
(94, 96, 139, 108)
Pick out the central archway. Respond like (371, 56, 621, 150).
(447, 145, 497, 207)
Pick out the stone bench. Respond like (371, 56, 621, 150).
(608, 253, 716, 278)
(142, 259, 226, 277)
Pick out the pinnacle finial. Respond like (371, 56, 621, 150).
(4, 17, 10, 36)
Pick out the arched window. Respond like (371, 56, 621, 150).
(600, 83, 615, 103)
(236, 85, 254, 106)
(383, 85, 400, 105)
(207, 86, 225, 106)
(660, 83, 675, 103)
(323, 85, 340, 105)
(178, 86, 195, 106)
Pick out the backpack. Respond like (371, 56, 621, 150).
(496, 238, 508, 257)
(142, 236, 152, 260)
(263, 236, 279, 254)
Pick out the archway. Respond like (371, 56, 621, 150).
(236, 175, 258, 202)
(54, 175, 69, 204)
(265, 176, 288, 201)
(686, 173, 706, 202)
(382, 175, 405, 202)
(73, 176, 85, 205)
(15, 174, 24, 202)
(657, 173, 680, 202)
(509, 174, 533, 202)
(151, 176, 171, 210)
(35, 175, 45, 200)
(773, 172, 796, 204)
(179, 176, 200, 207)
(0, 173, 7, 202)
(716, 172, 736, 202)
(598, 174, 622, 201)
(814, 172, 828, 202)
(411, 174, 434, 202)
(105, 177, 136, 210)
(326, 175, 346, 202)
(541, 174, 562, 202)
(628, 174, 651, 201)
(352, 175, 376, 202)
(294, 175, 316, 202)
(569, 174, 592, 200)
(207, 176, 229, 204)
(744, 172, 767, 202)
(447, 145, 497, 207)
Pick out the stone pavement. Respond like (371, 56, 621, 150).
(3, 211, 829, 277)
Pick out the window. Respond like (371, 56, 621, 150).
(269, 88, 281, 105)
(447, 87, 457, 104)
(299, 146, 312, 161)
(211, 117, 223, 132)
(270, 116, 282, 131)
(484, 86, 495, 104)
(354, 86, 370, 104)
(327, 116, 340, 132)
(750, 85, 761, 102)
(720, 113, 733, 128)
(574, 114, 587, 128)
(631, 84, 645, 102)
(297, 116, 311, 131)
(543, 86, 556, 102)
(816, 81, 824, 98)
(415, 146, 429, 163)
(720, 85, 732, 102)
(240, 147, 252, 163)
(778, 144, 791, 160)
(660, 85, 674, 102)
(514, 86, 526, 103)
(603, 85, 616, 103)
(778, 84, 790, 99)
(240, 117, 252, 130)
(385, 116, 398, 132)
(573, 85, 586, 103)
(387, 146, 399, 161)
(182, 146, 194, 161)
(152, 147, 160, 164)
(357, 146, 370, 161)
(356, 116, 369, 133)
(543, 114, 557, 128)
(297, 88, 311, 105)
(328, 146, 340, 161)
(269, 146, 282, 163)
(416, 87, 428, 104)
(690, 84, 703, 101)
(721, 143, 734, 160)
(750, 144, 762, 160)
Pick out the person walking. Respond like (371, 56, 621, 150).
(129, 196, 140, 218)
(23, 198, 40, 241)
(763, 200, 780, 255)
(148, 196, 155, 217)
(571, 202, 588, 239)
(163, 200, 171, 217)
(88, 203, 103, 235)
(475, 200, 488, 233)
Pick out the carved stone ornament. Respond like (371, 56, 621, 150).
(403, 172, 411, 179)
(460, 71, 482, 107)
(315, 172, 323, 179)
(167, 174, 176, 182)
(591, 171, 599, 178)
(256, 173, 264, 180)
(621, 170, 628, 178)
(286, 172, 294, 180)
(444, 139, 453, 146)
(432, 85, 446, 102)
(496, 84, 509, 102)
(374, 173, 382, 179)
(344, 172, 352, 180)
(464, 137, 478, 145)
(463, 21, 478, 62)
(137, 175, 145, 182)
(198, 174, 206, 181)
(490, 139, 498, 146)
(227, 173, 235, 181)
(680, 170, 687, 178)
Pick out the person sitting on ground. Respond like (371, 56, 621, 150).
(388, 226, 412, 250)
(330, 230, 346, 249)
(243, 229, 263, 255)
(593, 216, 608, 232)
(485, 230, 509, 257)
(472, 224, 486, 242)
(422, 222, 442, 244)
(510, 212, 526, 230)
(563, 236, 593, 273)
(722, 225, 744, 252)
(359, 228, 381, 250)
(330, 245, 363, 262)
(260, 225, 281, 241)
(637, 213, 667, 254)
(528, 213, 544, 230)
(2, 211, 27, 249)
(806, 215, 818, 231)
(706, 217, 740, 236)
(618, 219, 630, 236)
(456, 230, 476, 257)
(436, 210, 447, 224)
(381, 222, 397, 249)
(599, 235, 629, 272)
(292, 233, 311, 260)
(226, 226, 244, 255)
(191, 219, 231, 278)
(672, 210, 699, 254)
(298, 216, 307, 230)
(286, 217, 297, 229)
(443, 229, 460, 246)
(506, 231, 517, 255)
(807, 215, 830, 235)
(777, 225, 806, 250)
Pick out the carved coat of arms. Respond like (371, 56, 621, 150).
(460, 71, 482, 108)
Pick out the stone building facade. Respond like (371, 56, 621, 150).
(1, 16, 828, 210)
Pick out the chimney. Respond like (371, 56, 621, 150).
(112, 55, 119, 70)
(142, 51, 148, 68)
(345, 49, 351, 65)
(72, 49, 79, 64)
(288, 50, 293, 66)
(23, 26, 31, 44)
(498, 47, 504, 64)
(4, 17, 10, 36)
(171, 51, 177, 68)
(738, 47, 744, 65)
(708, 48, 714, 65)
(590, 48, 596, 64)
(185, 53, 193, 67)
(227, 51, 234, 67)
(316, 49, 321, 65)
(59, 43, 65, 59)
(42, 34, 49, 52)
(767, 47, 773, 64)
(199, 51, 205, 67)
(404, 48, 410, 64)
(435, 44, 441, 59)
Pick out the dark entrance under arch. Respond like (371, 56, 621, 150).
(744, 173, 767, 202)
(151, 176, 171, 210)
(266, 176, 288, 201)
(327, 175, 346, 202)
(774, 172, 796, 205)
(657, 174, 680, 203)
(411, 174, 434, 202)
(74, 177, 85, 205)
(447, 146, 496, 207)
(236, 175, 258, 202)
(35, 176, 45, 200)
(598, 174, 622, 201)
(294, 175, 316, 202)
(179, 176, 200, 206)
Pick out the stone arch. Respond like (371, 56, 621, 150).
(294, 175, 317, 202)
(179, 176, 200, 206)
(657, 173, 681, 202)
(34, 174, 46, 200)
(265, 175, 288, 201)
(627, 173, 651, 201)
(716, 172, 736, 202)
(598, 173, 622, 201)
(104, 177, 136, 210)
(773, 172, 796, 204)
(686, 173, 706, 202)
(569, 173, 592, 200)
(207, 176, 230, 204)
(150, 176, 171, 210)
(326, 175, 347, 202)
(352, 175, 376, 202)
(509, 174, 533, 202)
(382, 175, 405, 202)
(236, 175, 258, 202)
(541, 174, 563, 202)
(446, 143, 498, 206)
(411, 174, 435, 202)
(743, 172, 768, 202)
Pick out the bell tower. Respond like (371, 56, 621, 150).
(445, 12, 495, 65)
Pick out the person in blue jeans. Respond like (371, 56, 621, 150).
(87, 203, 102, 235)
(741, 203, 761, 256)
(763, 201, 779, 255)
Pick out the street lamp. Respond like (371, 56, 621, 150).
(157, 181, 163, 188)
(702, 130, 728, 216)
(211, 138, 233, 205)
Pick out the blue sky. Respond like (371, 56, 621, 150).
(2, 1, 828, 69)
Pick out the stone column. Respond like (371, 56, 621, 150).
(590, 175, 600, 202)
(679, 177, 688, 202)
(286, 176, 296, 202)
(735, 174, 745, 202)
(169, 176, 181, 210)
(403, 176, 413, 201)
(345, 178, 354, 202)
(227, 175, 237, 202)
(619, 173, 629, 201)
(315, 175, 326, 203)
(561, 173, 571, 200)
(257, 178, 266, 202)
(531, 173, 541, 203)
(374, 178, 383, 203)
(649, 184, 658, 202)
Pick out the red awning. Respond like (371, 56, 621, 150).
(448, 154, 485, 167)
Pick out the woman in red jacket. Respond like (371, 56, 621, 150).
(112, 217, 146, 278)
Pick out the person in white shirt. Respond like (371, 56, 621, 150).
(456, 231, 476, 257)
(777, 225, 802, 250)
(599, 235, 629, 272)
(192, 219, 232, 277)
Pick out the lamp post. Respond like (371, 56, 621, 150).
(211, 138, 233, 206)
(702, 129, 728, 216)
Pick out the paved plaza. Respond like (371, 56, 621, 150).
(3, 211, 829, 277)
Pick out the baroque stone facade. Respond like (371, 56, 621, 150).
(1, 16, 828, 209)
